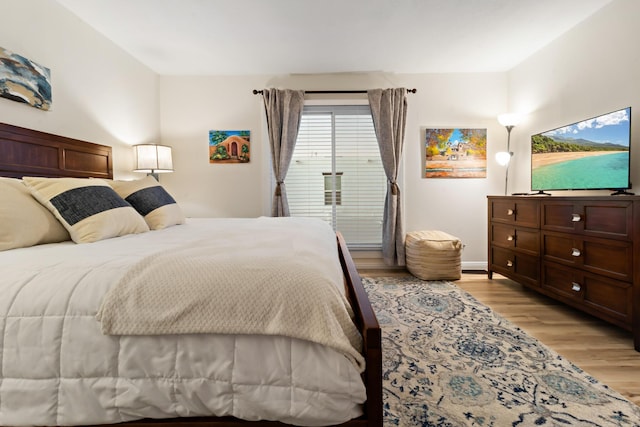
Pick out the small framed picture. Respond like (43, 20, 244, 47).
(0, 46, 51, 111)
(209, 130, 250, 163)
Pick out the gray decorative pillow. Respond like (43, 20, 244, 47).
(0, 177, 70, 251)
(109, 176, 185, 230)
(23, 177, 149, 244)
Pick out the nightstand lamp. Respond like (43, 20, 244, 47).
(133, 144, 174, 181)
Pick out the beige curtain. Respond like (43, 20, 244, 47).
(368, 88, 408, 266)
(262, 88, 305, 216)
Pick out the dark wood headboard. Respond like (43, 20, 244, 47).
(0, 122, 113, 179)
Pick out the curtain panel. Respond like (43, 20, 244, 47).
(368, 88, 408, 266)
(262, 88, 305, 217)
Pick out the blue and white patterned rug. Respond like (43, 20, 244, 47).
(362, 276, 640, 426)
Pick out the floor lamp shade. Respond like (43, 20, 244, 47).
(133, 144, 173, 175)
(495, 151, 512, 166)
(497, 113, 523, 128)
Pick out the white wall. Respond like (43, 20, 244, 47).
(158, 75, 269, 218)
(402, 73, 507, 269)
(15, 0, 633, 270)
(507, 0, 640, 195)
(160, 72, 508, 268)
(4, 0, 509, 269)
(0, 0, 159, 178)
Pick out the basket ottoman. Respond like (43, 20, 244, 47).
(405, 230, 462, 280)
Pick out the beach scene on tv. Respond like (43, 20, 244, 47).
(531, 107, 631, 191)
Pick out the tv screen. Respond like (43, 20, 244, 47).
(531, 107, 631, 193)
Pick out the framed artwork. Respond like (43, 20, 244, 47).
(424, 128, 486, 178)
(209, 130, 250, 163)
(0, 47, 51, 111)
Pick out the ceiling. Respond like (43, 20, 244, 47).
(55, 0, 613, 76)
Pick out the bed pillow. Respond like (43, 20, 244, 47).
(0, 177, 71, 251)
(109, 176, 185, 230)
(22, 177, 149, 244)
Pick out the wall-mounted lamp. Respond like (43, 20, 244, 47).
(496, 113, 523, 195)
(133, 144, 174, 181)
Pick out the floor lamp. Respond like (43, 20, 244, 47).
(496, 113, 522, 195)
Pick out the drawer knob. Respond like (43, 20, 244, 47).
(571, 213, 582, 222)
(507, 209, 514, 216)
(506, 260, 513, 267)
(571, 248, 581, 257)
(571, 282, 581, 292)
(507, 235, 514, 241)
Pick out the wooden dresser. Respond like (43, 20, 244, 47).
(487, 195, 640, 351)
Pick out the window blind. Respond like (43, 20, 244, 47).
(286, 105, 386, 248)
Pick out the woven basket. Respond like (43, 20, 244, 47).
(405, 230, 462, 280)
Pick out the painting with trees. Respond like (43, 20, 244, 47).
(424, 128, 486, 178)
(209, 130, 250, 163)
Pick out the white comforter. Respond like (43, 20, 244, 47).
(0, 217, 366, 426)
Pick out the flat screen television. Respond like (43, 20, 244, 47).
(530, 107, 632, 194)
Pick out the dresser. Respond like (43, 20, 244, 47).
(487, 195, 640, 352)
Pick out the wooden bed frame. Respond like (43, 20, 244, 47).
(0, 122, 383, 427)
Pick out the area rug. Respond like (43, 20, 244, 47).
(362, 276, 640, 426)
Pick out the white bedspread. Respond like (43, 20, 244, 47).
(0, 217, 366, 426)
(96, 218, 364, 372)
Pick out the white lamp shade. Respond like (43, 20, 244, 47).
(495, 151, 512, 166)
(498, 113, 523, 127)
(133, 144, 173, 173)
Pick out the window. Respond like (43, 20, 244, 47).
(323, 172, 342, 205)
(286, 105, 386, 249)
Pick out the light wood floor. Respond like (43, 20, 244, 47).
(359, 269, 640, 407)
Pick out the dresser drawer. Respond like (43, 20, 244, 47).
(490, 246, 539, 287)
(541, 200, 632, 239)
(541, 262, 583, 300)
(490, 198, 539, 228)
(542, 231, 632, 282)
(542, 262, 632, 328)
(491, 224, 539, 256)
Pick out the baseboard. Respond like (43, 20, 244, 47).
(462, 261, 488, 271)
(354, 258, 406, 270)
(352, 250, 488, 272)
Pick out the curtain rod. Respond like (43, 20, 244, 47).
(252, 88, 417, 95)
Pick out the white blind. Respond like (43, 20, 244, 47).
(287, 105, 386, 248)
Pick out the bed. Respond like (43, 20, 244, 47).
(0, 123, 382, 427)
